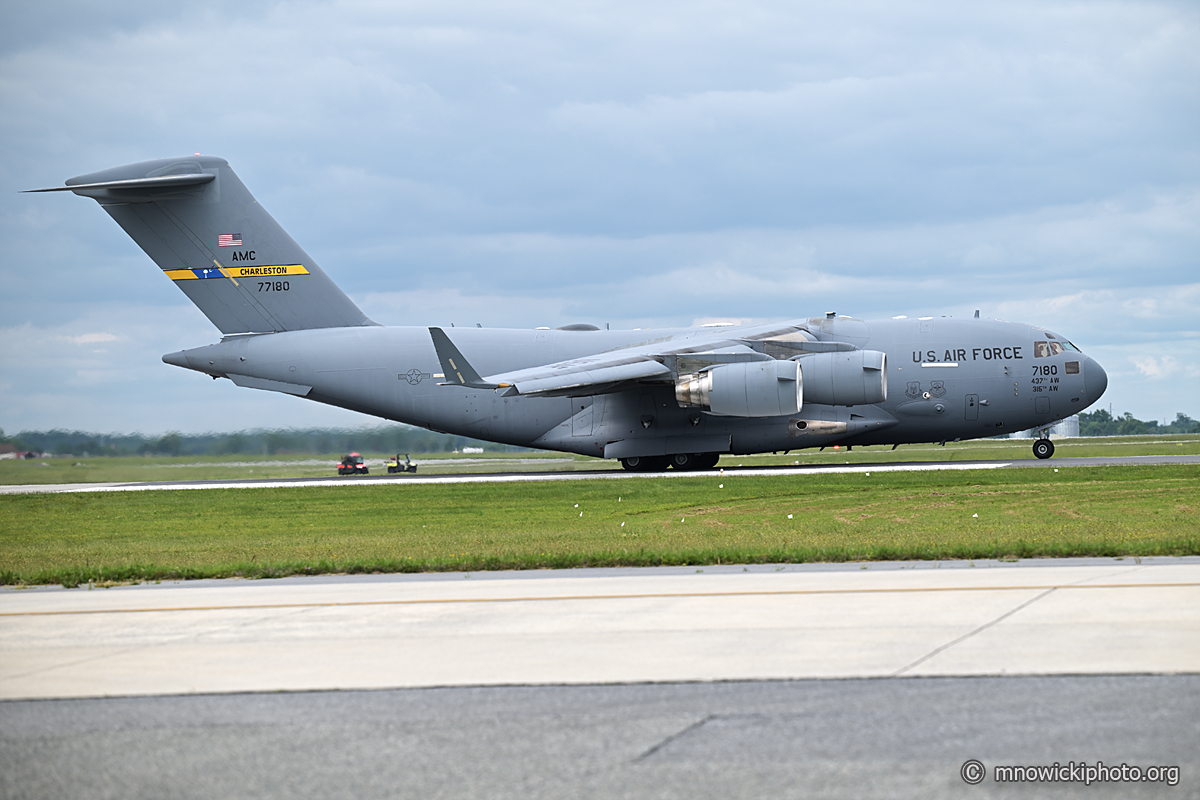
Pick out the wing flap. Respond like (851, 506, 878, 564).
(499, 359, 672, 396)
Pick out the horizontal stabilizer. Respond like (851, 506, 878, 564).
(23, 173, 216, 193)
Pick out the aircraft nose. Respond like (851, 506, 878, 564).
(1085, 356, 1108, 401)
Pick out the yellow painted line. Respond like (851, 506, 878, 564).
(1, 582, 1194, 617)
(219, 264, 309, 279)
(165, 264, 307, 282)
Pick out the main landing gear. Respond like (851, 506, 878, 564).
(620, 453, 720, 472)
(1032, 438, 1055, 460)
(620, 455, 668, 472)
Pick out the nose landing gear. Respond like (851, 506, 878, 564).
(1032, 438, 1055, 459)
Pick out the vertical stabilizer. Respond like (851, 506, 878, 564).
(40, 156, 374, 334)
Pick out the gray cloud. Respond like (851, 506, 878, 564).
(2, 0, 1197, 432)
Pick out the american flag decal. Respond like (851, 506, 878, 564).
(218, 233, 243, 247)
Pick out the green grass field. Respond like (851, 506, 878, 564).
(2, 464, 1196, 586)
(0, 450, 590, 485)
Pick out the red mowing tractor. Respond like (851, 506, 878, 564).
(336, 453, 369, 475)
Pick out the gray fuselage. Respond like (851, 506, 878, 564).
(164, 314, 1107, 459)
(31, 154, 1107, 463)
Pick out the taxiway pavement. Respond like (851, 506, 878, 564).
(2, 558, 1196, 700)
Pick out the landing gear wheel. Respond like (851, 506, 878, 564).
(621, 456, 645, 472)
(662, 453, 721, 471)
(669, 453, 694, 470)
(1033, 439, 1055, 460)
(622, 456, 670, 472)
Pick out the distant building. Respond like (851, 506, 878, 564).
(1010, 415, 1080, 439)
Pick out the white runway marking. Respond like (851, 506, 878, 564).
(0, 461, 1010, 495)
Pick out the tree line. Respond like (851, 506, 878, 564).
(1077, 411, 1199, 437)
(3, 411, 1197, 457)
(0, 426, 507, 458)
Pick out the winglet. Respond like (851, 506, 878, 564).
(428, 327, 503, 390)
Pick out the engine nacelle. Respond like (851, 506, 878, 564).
(675, 360, 802, 417)
(797, 350, 887, 406)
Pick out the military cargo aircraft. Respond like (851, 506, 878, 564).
(29, 156, 1108, 468)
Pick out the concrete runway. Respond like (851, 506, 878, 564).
(2, 452, 1197, 494)
(2, 558, 1197, 699)
(2, 558, 1198, 799)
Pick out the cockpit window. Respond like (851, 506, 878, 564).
(1035, 334, 1083, 357)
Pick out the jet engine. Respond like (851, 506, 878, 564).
(796, 350, 887, 406)
(675, 360, 802, 417)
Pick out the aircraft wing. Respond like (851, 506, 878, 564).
(429, 325, 799, 397)
(482, 355, 675, 396)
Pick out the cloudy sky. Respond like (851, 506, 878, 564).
(1, 0, 1197, 435)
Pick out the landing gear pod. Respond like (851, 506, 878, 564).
(675, 360, 802, 417)
(796, 350, 887, 406)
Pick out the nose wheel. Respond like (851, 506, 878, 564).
(1032, 438, 1055, 459)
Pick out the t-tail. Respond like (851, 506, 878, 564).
(26, 155, 374, 334)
